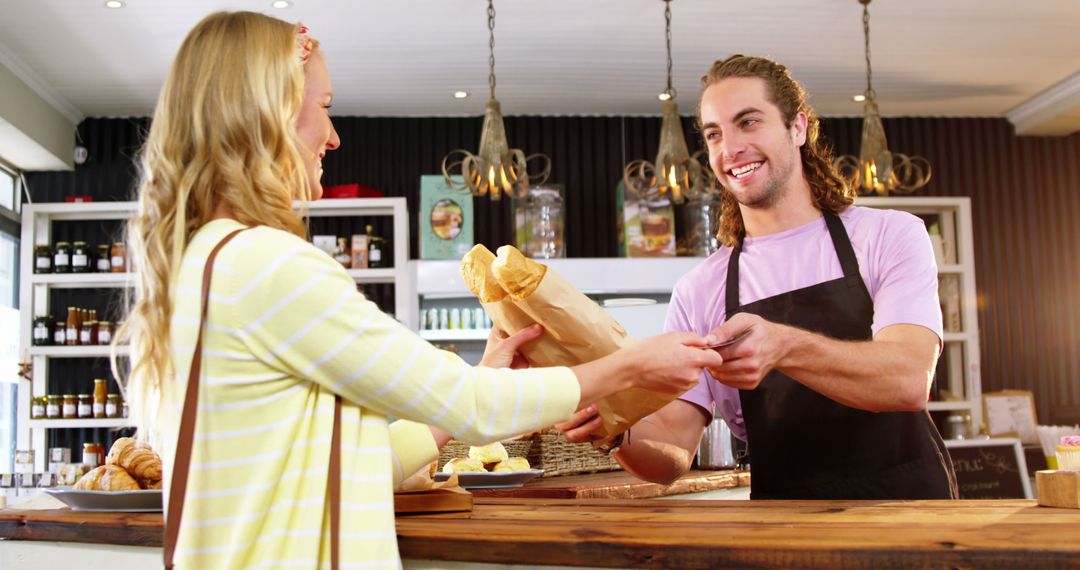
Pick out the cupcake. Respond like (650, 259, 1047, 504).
(1055, 435, 1080, 470)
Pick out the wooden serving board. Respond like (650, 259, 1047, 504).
(468, 469, 748, 499)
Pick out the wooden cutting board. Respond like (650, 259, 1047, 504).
(468, 469, 748, 499)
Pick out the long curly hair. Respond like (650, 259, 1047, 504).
(699, 55, 853, 246)
(113, 11, 316, 439)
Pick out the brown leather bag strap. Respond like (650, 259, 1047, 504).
(164, 227, 249, 570)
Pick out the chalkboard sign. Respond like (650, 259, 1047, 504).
(945, 438, 1033, 499)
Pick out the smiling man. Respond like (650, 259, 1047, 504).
(559, 55, 958, 500)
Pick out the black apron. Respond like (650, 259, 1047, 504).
(727, 211, 957, 500)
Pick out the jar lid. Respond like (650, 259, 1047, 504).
(77, 393, 91, 398)
(83, 442, 99, 449)
(73, 240, 87, 246)
(55, 241, 70, 246)
(62, 394, 76, 398)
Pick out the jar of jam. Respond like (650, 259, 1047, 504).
(71, 241, 91, 273)
(106, 394, 121, 418)
(77, 394, 93, 418)
(34, 245, 53, 273)
(62, 394, 78, 419)
(97, 321, 113, 344)
(93, 379, 108, 418)
(82, 443, 105, 468)
(53, 320, 66, 345)
(32, 315, 52, 346)
(31, 396, 46, 419)
(53, 242, 71, 273)
(46, 395, 62, 419)
(66, 307, 79, 346)
(110, 243, 126, 273)
(96, 244, 111, 272)
(80, 319, 97, 346)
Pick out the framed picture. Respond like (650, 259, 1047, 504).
(983, 390, 1039, 445)
(419, 175, 474, 260)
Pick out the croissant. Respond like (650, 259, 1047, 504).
(73, 465, 140, 491)
(106, 437, 162, 483)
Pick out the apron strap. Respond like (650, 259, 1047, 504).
(725, 239, 744, 317)
(164, 227, 344, 570)
(821, 211, 861, 279)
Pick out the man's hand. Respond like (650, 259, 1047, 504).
(706, 312, 789, 390)
(479, 324, 543, 369)
(554, 404, 602, 443)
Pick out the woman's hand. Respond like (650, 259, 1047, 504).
(554, 404, 602, 444)
(479, 324, 544, 369)
(623, 332, 725, 395)
(705, 313, 787, 390)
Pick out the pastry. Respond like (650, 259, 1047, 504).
(492, 457, 531, 472)
(442, 457, 486, 474)
(469, 442, 509, 467)
(1057, 435, 1080, 470)
(106, 437, 163, 483)
(73, 465, 140, 491)
(491, 245, 547, 300)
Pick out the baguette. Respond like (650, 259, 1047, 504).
(491, 246, 546, 300)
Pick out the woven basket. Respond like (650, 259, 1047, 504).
(437, 432, 621, 477)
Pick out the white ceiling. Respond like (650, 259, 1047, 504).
(1, 0, 1079, 130)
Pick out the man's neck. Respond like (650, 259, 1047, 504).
(740, 178, 821, 238)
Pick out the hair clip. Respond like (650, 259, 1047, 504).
(296, 23, 313, 64)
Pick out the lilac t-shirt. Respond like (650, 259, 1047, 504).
(669, 206, 943, 440)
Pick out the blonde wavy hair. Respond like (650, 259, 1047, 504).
(699, 55, 854, 246)
(112, 11, 317, 438)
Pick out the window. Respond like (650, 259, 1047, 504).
(0, 165, 19, 472)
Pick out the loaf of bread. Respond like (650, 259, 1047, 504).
(461, 244, 510, 303)
(490, 245, 546, 300)
(73, 465, 140, 491)
(468, 442, 509, 467)
(441, 457, 486, 474)
(106, 437, 162, 485)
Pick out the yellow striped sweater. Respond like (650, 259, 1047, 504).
(162, 218, 579, 569)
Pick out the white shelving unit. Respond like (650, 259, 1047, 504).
(17, 198, 411, 471)
(858, 196, 982, 430)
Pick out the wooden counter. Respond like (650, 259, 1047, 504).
(4, 493, 1080, 568)
(398, 498, 1080, 569)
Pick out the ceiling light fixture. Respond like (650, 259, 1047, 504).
(271, 0, 291, 8)
(853, 94, 866, 102)
(834, 0, 931, 195)
(622, 0, 711, 205)
(441, 0, 551, 201)
(104, 0, 124, 8)
(454, 91, 469, 99)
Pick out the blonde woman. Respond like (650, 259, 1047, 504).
(115, 10, 723, 570)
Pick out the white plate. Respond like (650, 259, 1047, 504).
(45, 488, 163, 512)
(434, 469, 544, 489)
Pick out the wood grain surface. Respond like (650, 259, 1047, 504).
(467, 469, 749, 499)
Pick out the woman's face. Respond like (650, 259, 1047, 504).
(296, 48, 340, 200)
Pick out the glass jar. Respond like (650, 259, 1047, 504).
(96, 244, 111, 272)
(106, 394, 121, 418)
(32, 315, 52, 346)
(677, 192, 721, 257)
(31, 396, 47, 419)
(62, 394, 77, 419)
(80, 319, 97, 346)
(77, 394, 93, 418)
(82, 443, 105, 468)
(93, 379, 108, 418)
(110, 243, 126, 273)
(53, 241, 71, 273)
(34, 244, 53, 274)
(71, 241, 91, 273)
(53, 320, 66, 345)
(525, 186, 565, 259)
(66, 307, 79, 346)
(97, 321, 113, 345)
(46, 395, 62, 419)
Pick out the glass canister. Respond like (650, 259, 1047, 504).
(677, 192, 721, 257)
(97, 321, 113, 345)
(71, 241, 91, 273)
(53, 241, 71, 273)
(525, 185, 565, 259)
(34, 244, 53, 274)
